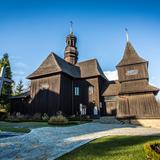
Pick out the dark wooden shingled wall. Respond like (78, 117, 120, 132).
(73, 76, 106, 116)
(29, 74, 61, 116)
(59, 73, 73, 115)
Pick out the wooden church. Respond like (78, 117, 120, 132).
(10, 28, 160, 120)
(11, 30, 108, 116)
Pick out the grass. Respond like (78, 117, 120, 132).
(0, 120, 90, 134)
(59, 135, 160, 160)
(1, 120, 90, 129)
(0, 121, 50, 129)
(0, 127, 30, 133)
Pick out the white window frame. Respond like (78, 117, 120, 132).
(74, 86, 79, 96)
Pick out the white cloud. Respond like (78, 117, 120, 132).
(104, 70, 118, 81)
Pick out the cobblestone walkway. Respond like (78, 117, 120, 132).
(1, 122, 160, 160)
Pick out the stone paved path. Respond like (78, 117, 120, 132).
(1, 122, 160, 160)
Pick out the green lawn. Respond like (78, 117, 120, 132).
(0, 121, 89, 129)
(0, 121, 89, 133)
(0, 121, 50, 129)
(0, 127, 30, 133)
(59, 135, 160, 160)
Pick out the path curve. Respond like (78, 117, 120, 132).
(0, 122, 160, 160)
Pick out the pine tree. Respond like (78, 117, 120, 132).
(15, 80, 24, 95)
(0, 53, 12, 106)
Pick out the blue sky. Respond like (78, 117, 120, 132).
(0, 0, 160, 94)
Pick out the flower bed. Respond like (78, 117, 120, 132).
(144, 141, 160, 160)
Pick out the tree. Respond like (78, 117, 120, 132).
(0, 53, 13, 107)
(15, 80, 24, 95)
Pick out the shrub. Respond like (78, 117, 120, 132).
(42, 113, 49, 121)
(0, 111, 7, 120)
(6, 112, 42, 122)
(32, 113, 41, 120)
(48, 115, 68, 125)
(6, 114, 20, 122)
(144, 141, 160, 160)
(68, 115, 92, 121)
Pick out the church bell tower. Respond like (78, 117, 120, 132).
(64, 21, 78, 65)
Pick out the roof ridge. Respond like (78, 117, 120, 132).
(50, 52, 63, 72)
(78, 58, 97, 64)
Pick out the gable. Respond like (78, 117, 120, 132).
(27, 53, 80, 79)
(27, 53, 61, 79)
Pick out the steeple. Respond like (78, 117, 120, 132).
(64, 21, 78, 65)
(117, 41, 147, 67)
(116, 40, 149, 83)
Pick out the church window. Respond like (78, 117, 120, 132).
(75, 87, 79, 96)
(88, 86, 94, 102)
(89, 86, 94, 95)
(70, 57, 75, 64)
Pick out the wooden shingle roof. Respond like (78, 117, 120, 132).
(27, 53, 80, 79)
(102, 79, 159, 97)
(117, 42, 147, 67)
(102, 81, 120, 96)
(27, 53, 107, 79)
(77, 59, 107, 79)
(120, 80, 159, 95)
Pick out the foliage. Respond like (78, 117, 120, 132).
(68, 115, 92, 121)
(32, 113, 41, 120)
(59, 136, 160, 160)
(0, 103, 10, 113)
(42, 113, 49, 121)
(6, 112, 42, 122)
(0, 111, 8, 120)
(0, 53, 12, 107)
(6, 112, 26, 122)
(15, 80, 24, 95)
(144, 141, 160, 160)
(48, 115, 68, 125)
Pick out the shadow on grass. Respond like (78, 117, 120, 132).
(60, 135, 160, 160)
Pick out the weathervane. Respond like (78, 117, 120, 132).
(125, 28, 129, 42)
(70, 21, 73, 34)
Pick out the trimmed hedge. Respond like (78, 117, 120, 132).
(144, 141, 160, 160)
(48, 115, 68, 125)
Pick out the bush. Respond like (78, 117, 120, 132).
(48, 115, 68, 125)
(144, 141, 160, 160)
(0, 111, 7, 120)
(42, 113, 49, 121)
(68, 115, 92, 121)
(32, 113, 41, 120)
(5, 112, 43, 122)
(0, 103, 10, 113)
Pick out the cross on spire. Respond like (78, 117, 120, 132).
(70, 21, 73, 34)
(125, 28, 129, 42)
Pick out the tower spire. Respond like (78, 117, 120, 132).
(125, 28, 129, 42)
(64, 22, 78, 65)
(70, 21, 73, 34)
